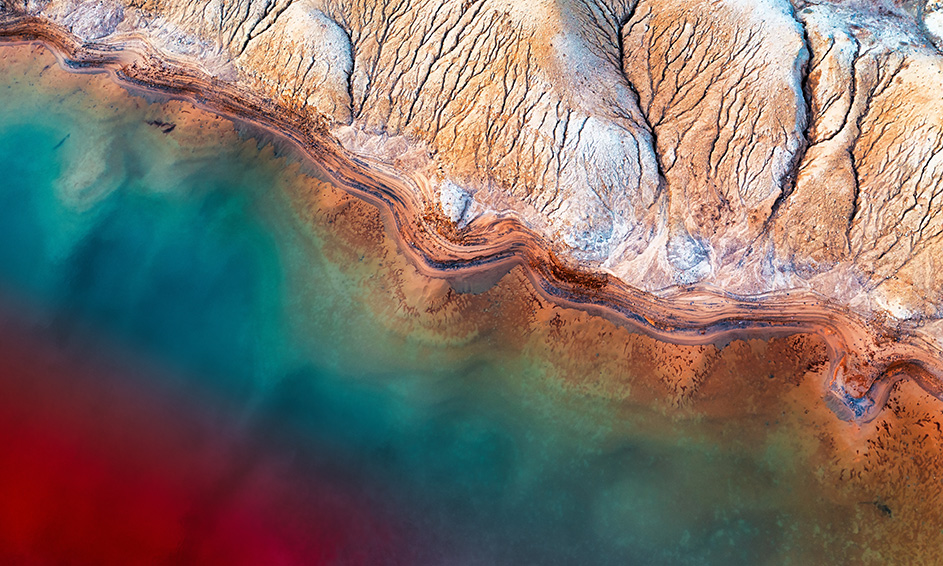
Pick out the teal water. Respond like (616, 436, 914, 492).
(3, 45, 924, 565)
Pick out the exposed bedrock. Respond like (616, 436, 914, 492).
(621, 0, 807, 285)
(777, 3, 943, 322)
(5, 0, 943, 418)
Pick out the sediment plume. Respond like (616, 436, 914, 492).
(3, 0, 943, 421)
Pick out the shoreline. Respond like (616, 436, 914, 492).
(1, 11, 940, 421)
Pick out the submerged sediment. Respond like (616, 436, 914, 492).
(3, 5, 943, 421)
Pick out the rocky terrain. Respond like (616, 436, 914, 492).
(4, 0, 943, 418)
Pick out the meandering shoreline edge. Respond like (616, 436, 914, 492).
(2, 11, 940, 422)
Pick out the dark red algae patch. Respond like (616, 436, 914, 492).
(0, 302, 423, 565)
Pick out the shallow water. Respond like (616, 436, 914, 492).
(2, 44, 943, 565)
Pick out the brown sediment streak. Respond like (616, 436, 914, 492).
(1, 12, 941, 422)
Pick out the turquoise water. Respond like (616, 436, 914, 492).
(0, 47, 904, 565)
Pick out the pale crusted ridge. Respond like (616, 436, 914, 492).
(237, 1, 352, 122)
(621, 0, 807, 286)
(776, 3, 943, 322)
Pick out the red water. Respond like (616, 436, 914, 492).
(0, 304, 419, 565)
